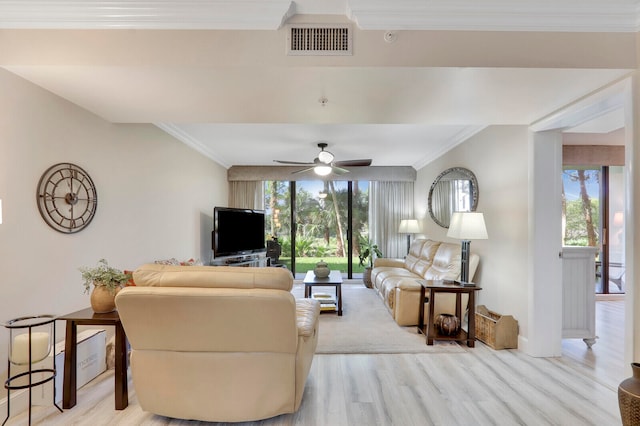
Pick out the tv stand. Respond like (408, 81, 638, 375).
(211, 253, 267, 267)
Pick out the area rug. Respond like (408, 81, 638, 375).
(292, 281, 467, 354)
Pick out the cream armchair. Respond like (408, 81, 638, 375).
(115, 264, 320, 423)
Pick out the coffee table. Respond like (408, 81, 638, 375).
(303, 270, 343, 316)
(57, 307, 128, 410)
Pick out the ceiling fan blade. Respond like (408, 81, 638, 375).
(334, 159, 372, 167)
(274, 160, 315, 165)
(331, 166, 350, 175)
(292, 166, 315, 175)
(279, 142, 369, 175)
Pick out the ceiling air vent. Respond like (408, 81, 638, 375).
(287, 24, 352, 56)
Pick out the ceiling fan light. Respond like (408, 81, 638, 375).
(314, 165, 332, 176)
(317, 150, 334, 164)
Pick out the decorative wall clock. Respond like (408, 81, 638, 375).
(36, 163, 98, 234)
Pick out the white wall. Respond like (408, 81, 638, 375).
(0, 69, 228, 382)
(416, 126, 530, 342)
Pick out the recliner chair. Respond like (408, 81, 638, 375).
(115, 264, 320, 422)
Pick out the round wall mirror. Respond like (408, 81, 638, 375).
(428, 167, 479, 228)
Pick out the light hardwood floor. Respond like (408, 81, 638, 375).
(7, 301, 625, 425)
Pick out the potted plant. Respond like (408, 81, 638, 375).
(79, 259, 132, 313)
(358, 238, 383, 288)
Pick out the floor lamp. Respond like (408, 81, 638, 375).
(447, 212, 488, 286)
(398, 219, 421, 255)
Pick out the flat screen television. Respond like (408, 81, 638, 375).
(212, 207, 266, 258)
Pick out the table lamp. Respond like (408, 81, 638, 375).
(398, 219, 421, 255)
(447, 212, 488, 286)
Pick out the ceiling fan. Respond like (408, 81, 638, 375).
(274, 142, 372, 176)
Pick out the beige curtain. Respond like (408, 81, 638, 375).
(228, 181, 264, 210)
(369, 181, 414, 259)
(433, 180, 452, 225)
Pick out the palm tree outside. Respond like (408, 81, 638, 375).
(264, 180, 371, 276)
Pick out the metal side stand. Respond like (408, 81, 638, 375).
(3, 315, 63, 425)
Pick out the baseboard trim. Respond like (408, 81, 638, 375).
(517, 335, 529, 355)
(0, 381, 60, 419)
(0, 388, 30, 420)
(596, 293, 625, 301)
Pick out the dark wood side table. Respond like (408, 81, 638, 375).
(417, 280, 482, 347)
(303, 270, 343, 316)
(57, 307, 128, 410)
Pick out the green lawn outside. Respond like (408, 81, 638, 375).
(277, 257, 366, 274)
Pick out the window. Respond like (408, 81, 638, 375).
(264, 180, 369, 278)
(562, 166, 625, 294)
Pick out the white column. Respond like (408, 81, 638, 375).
(525, 130, 564, 357)
(625, 74, 638, 367)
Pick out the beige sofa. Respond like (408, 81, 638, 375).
(372, 238, 479, 326)
(115, 264, 320, 423)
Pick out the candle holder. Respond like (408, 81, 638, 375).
(3, 315, 62, 425)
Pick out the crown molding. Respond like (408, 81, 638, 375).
(1, 0, 639, 32)
(413, 126, 486, 170)
(0, 0, 293, 30)
(349, 0, 640, 32)
(155, 123, 230, 167)
(530, 77, 630, 132)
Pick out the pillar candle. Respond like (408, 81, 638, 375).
(11, 332, 50, 364)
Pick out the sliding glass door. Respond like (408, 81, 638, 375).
(264, 179, 369, 278)
(294, 180, 347, 276)
(562, 166, 625, 294)
(606, 166, 625, 294)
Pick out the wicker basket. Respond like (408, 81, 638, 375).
(475, 305, 518, 350)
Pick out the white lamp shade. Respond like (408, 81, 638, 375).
(398, 219, 421, 234)
(447, 212, 488, 240)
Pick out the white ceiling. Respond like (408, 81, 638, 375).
(0, 0, 635, 170)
